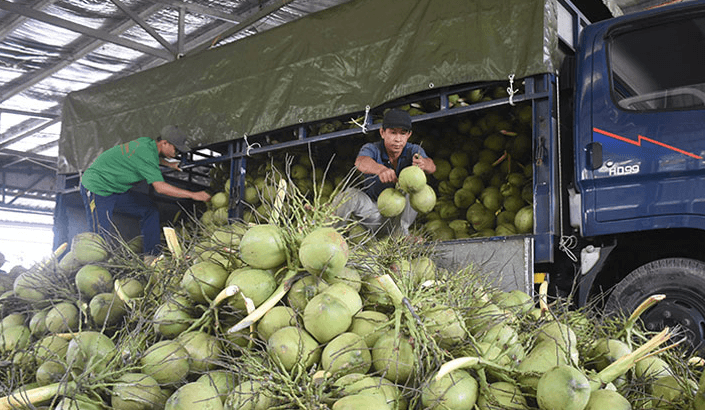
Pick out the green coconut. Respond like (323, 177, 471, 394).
(588, 338, 632, 371)
(210, 191, 229, 209)
(476, 381, 528, 410)
(517, 340, 571, 390)
(165, 382, 223, 410)
(514, 206, 534, 233)
(299, 227, 349, 276)
(226, 380, 275, 410)
(536, 365, 591, 410)
(453, 188, 476, 209)
(71, 232, 108, 264)
(303, 292, 352, 343)
(634, 355, 671, 380)
(332, 394, 391, 410)
(197, 371, 235, 405)
(321, 332, 372, 377)
(398, 165, 427, 193)
(287, 275, 329, 312)
(13, 271, 46, 301)
(181, 261, 229, 304)
(433, 159, 452, 180)
(257, 306, 298, 342)
(0, 324, 30, 353)
(225, 267, 277, 311)
(322, 282, 362, 316)
(650, 374, 697, 408)
(377, 188, 406, 217)
(372, 330, 415, 383)
(422, 369, 479, 410)
(89, 292, 127, 326)
(267, 326, 320, 371)
(35, 360, 66, 386)
(66, 331, 116, 373)
(74, 264, 113, 298)
(35, 334, 69, 361)
(45, 302, 79, 333)
(424, 306, 466, 348)
(323, 266, 362, 292)
(409, 184, 437, 214)
(349, 310, 391, 348)
(141, 340, 190, 385)
(584, 389, 631, 410)
(238, 224, 287, 269)
(153, 296, 194, 339)
(176, 330, 221, 373)
(55, 397, 104, 410)
(111, 372, 162, 410)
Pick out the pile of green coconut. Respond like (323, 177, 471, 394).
(0, 168, 704, 410)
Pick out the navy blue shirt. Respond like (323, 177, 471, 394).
(358, 141, 428, 201)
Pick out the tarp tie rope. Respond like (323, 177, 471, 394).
(507, 73, 517, 106)
(243, 134, 261, 156)
(351, 105, 371, 134)
(559, 235, 578, 262)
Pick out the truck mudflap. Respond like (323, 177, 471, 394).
(432, 235, 534, 295)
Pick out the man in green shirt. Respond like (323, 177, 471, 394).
(80, 125, 211, 256)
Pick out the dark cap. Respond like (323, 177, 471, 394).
(382, 109, 412, 131)
(160, 125, 190, 153)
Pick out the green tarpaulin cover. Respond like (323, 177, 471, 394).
(59, 0, 559, 174)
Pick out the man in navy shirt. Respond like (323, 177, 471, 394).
(336, 109, 436, 236)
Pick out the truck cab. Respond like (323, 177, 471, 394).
(570, 1, 705, 352)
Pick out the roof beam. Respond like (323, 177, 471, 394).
(0, 108, 59, 120)
(0, 0, 55, 41)
(186, 0, 296, 56)
(155, 0, 248, 24)
(0, 118, 59, 150)
(0, 3, 166, 103)
(0, 0, 175, 60)
(110, 0, 177, 54)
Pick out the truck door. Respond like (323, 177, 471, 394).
(582, 7, 705, 237)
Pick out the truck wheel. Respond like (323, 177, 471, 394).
(604, 258, 705, 354)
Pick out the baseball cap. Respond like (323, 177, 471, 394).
(160, 125, 190, 153)
(382, 108, 412, 131)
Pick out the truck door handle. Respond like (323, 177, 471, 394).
(587, 142, 602, 170)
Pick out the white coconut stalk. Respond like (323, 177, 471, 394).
(228, 270, 299, 334)
(211, 285, 241, 307)
(162, 227, 182, 259)
(0, 381, 76, 410)
(270, 178, 288, 222)
(589, 327, 672, 390)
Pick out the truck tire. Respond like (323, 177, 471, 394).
(604, 258, 705, 354)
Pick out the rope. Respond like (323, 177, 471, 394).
(351, 105, 371, 134)
(558, 235, 578, 262)
(243, 134, 261, 156)
(507, 73, 517, 106)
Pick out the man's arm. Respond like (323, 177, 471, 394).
(152, 181, 211, 202)
(413, 155, 436, 174)
(355, 156, 397, 183)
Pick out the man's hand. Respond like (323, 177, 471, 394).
(412, 153, 436, 174)
(378, 167, 398, 183)
(192, 191, 211, 202)
(160, 158, 182, 172)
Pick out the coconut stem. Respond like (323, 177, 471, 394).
(590, 327, 672, 390)
(0, 381, 76, 410)
(211, 285, 240, 307)
(162, 227, 183, 258)
(228, 270, 300, 334)
(435, 356, 516, 381)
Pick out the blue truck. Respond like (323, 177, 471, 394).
(56, 0, 705, 350)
